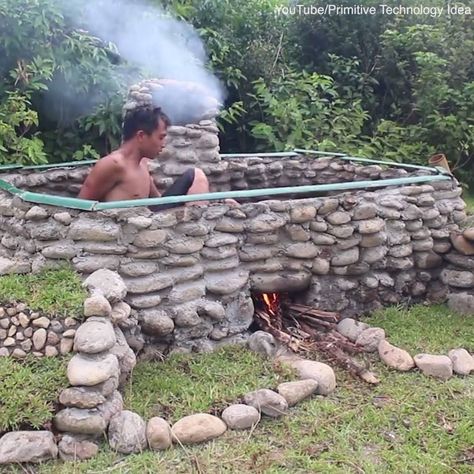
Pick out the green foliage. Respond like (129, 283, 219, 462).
(125, 345, 293, 422)
(0, 356, 68, 431)
(216, 100, 245, 133)
(0, 0, 130, 165)
(356, 120, 437, 163)
(163, 0, 289, 150)
(463, 192, 474, 215)
(0, 91, 48, 164)
(249, 70, 369, 152)
(0, 265, 86, 317)
(165, 0, 473, 183)
(375, 21, 474, 171)
(0, 0, 472, 185)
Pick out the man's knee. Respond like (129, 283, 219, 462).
(188, 167, 209, 194)
(192, 168, 209, 187)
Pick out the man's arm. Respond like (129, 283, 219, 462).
(78, 158, 121, 201)
(149, 177, 161, 198)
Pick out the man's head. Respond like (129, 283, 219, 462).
(122, 106, 171, 158)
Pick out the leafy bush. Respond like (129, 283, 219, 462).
(0, 0, 129, 164)
(374, 22, 474, 172)
(0, 0, 472, 186)
(249, 70, 369, 152)
(0, 92, 48, 165)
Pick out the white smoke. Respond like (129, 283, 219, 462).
(78, 0, 224, 102)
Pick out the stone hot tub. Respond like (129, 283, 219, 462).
(0, 80, 474, 352)
(0, 116, 471, 355)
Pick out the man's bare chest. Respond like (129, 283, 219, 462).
(118, 166, 151, 199)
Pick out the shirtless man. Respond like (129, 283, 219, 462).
(78, 106, 211, 210)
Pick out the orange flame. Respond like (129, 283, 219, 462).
(262, 293, 272, 307)
(261, 292, 280, 316)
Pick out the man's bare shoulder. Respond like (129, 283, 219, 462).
(94, 151, 126, 171)
(79, 151, 126, 200)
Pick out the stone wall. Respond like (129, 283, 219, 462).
(223, 155, 413, 195)
(0, 120, 416, 199)
(0, 157, 470, 354)
(0, 302, 79, 358)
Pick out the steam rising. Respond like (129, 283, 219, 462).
(52, 0, 225, 122)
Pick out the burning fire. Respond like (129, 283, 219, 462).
(260, 292, 280, 316)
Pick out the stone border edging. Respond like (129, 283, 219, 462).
(1, 270, 473, 464)
(336, 317, 474, 378)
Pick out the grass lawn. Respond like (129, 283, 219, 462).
(0, 267, 81, 433)
(0, 356, 68, 433)
(4, 304, 472, 473)
(0, 265, 86, 317)
(124, 345, 294, 422)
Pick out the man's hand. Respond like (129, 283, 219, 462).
(149, 177, 162, 198)
(224, 198, 240, 207)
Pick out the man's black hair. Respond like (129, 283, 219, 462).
(122, 106, 171, 141)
